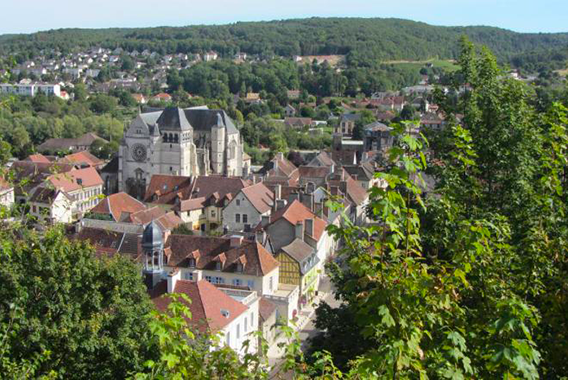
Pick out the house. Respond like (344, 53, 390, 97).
(58, 151, 105, 169)
(0, 83, 63, 98)
(336, 113, 361, 135)
(284, 104, 296, 117)
(132, 93, 147, 104)
(47, 166, 104, 218)
(363, 121, 394, 152)
(307, 151, 336, 168)
(151, 93, 172, 103)
(0, 177, 14, 209)
(25, 154, 52, 164)
(146, 174, 249, 232)
(10, 161, 77, 204)
(258, 297, 278, 347)
(37, 133, 108, 153)
(88, 192, 146, 222)
(326, 169, 368, 225)
(259, 200, 330, 307)
(203, 51, 219, 62)
(284, 117, 312, 129)
(342, 162, 379, 190)
(152, 278, 260, 355)
(259, 153, 299, 187)
(420, 113, 446, 130)
(222, 182, 274, 232)
(287, 90, 300, 100)
(29, 186, 74, 224)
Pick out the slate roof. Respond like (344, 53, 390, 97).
(342, 162, 375, 182)
(240, 182, 274, 214)
(164, 235, 279, 277)
(37, 133, 107, 152)
(29, 186, 71, 204)
(280, 238, 314, 263)
(156, 107, 192, 131)
(191, 176, 249, 207)
(90, 192, 146, 222)
(71, 227, 125, 257)
(152, 279, 248, 332)
(184, 109, 238, 134)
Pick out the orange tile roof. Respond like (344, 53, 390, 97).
(58, 151, 104, 168)
(48, 167, 103, 193)
(240, 182, 273, 214)
(268, 200, 327, 241)
(90, 192, 147, 222)
(152, 279, 248, 332)
(26, 154, 51, 163)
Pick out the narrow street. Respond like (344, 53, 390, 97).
(268, 274, 341, 378)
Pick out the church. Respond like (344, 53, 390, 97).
(118, 106, 245, 197)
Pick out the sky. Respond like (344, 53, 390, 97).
(0, 0, 567, 35)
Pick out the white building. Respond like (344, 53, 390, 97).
(119, 107, 244, 195)
(29, 187, 74, 224)
(0, 83, 62, 98)
(222, 182, 274, 232)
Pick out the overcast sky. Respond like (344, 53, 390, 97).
(1, 0, 567, 35)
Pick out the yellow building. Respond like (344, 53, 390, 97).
(276, 238, 320, 308)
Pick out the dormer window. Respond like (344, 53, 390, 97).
(215, 261, 222, 271)
(236, 263, 243, 273)
(189, 258, 196, 268)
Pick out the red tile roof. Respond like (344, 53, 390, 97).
(26, 154, 51, 163)
(259, 297, 277, 322)
(48, 167, 103, 192)
(144, 175, 194, 204)
(58, 151, 104, 168)
(165, 235, 279, 276)
(90, 192, 147, 222)
(240, 182, 274, 214)
(152, 279, 248, 332)
(268, 200, 327, 241)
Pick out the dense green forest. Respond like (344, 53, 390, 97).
(1, 18, 567, 67)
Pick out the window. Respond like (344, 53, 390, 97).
(189, 258, 196, 268)
(236, 263, 243, 273)
(205, 276, 212, 283)
(251, 313, 254, 328)
(211, 210, 216, 218)
(226, 331, 231, 347)
(242, 214, 248, 223)
(235, 214, 240, 223)
(236, 199, 240, 206)
(244, 317, 248, 332)
(232, 278, 242, 286)
(215, 261, 222, 271)
(209, 276, 224, 284)
(236, 324, 240, 339)
(247, 280, 255, 289)
(183, 272, 193, 281)
(269, 276, 273, 292)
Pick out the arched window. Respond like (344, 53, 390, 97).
(173, 134, 179, 143)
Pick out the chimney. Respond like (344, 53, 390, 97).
(230, 235, 244, 247)
(295, 221, 304, 241)
(289, 192, 300, 202)
(275, 184, 282, 200)
(276, 199, 287, 210)
(255, 229, 266, 244)
(305, 218, 314, 238)
(340, 180, 347, 194)
(261, 215, 270, 227)
(301, 193, 315, 212)
(167, 268, 181, 293)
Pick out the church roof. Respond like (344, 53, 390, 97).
(184, 109, 238, 134)
(156, 107, 192, 131)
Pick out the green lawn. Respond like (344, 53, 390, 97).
(383, 59, 460, 72)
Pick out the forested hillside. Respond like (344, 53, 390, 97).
(1, 18, 567, 65)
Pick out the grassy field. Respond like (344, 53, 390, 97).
(382, 59, 460, 72)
